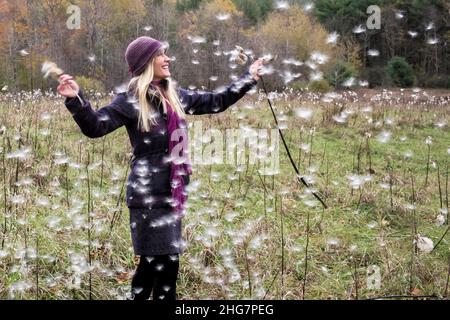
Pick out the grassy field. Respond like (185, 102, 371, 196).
(0, 87, 449, 299)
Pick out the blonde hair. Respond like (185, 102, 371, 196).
(127, 53, 185, 132)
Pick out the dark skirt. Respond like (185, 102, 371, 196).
(129, 207, 185, 256)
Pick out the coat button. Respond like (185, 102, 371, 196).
(165, 148, 169, 153)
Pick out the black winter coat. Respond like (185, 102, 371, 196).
(65, 70, 257, 209)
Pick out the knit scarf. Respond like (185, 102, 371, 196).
(151, 80, 192, 213)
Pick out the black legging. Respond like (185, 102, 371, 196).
(131, 254, 179, 300)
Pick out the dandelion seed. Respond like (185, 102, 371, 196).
(260, 65, 275, 76)
(280, 70, 301, 84)
(225, 211, 239, 222)
(321, 92, 341, 103)
(435, 214, 445, 226)
(447, 147, 450, 155)
(342, 77, 355, 87)
(431, 161, 437, 169)
(347, 174, 372, 189)
(19, 177, 33, 186)
(48, 217, 62, 229)
(376, 131, 392, 144)
(275, 1, 289, 10)
(332, 113, 347, 124)
(88, 55, 96, 63)
(261, 54, 276, 65)
(326, 238, 340, 249)
(367, 221, 378, 229)
(1, 85, 7, 91)
(205, 226, 219, 238)
(161, 41, 170, 51)
(352, 25, 366, 34)
(132, 287, 143, 295)
(303, 2, 314, 12)
(426, 37, 439, 45)
(40, 112, 52, 121)
(403, 150, 413, 159)
(191, 60, 200, 65)
(395, 11, 404, 19)
(9, 280, 32, 298)
(425, 22, 434, 30)
(327, 31, 340, 45)
(282, 58, 303, 66)
(209, 76, 218, 82)
(425, 136, 432, 145)
(54, 156, 70, 165)
(143, 26, 153, 31)
(229, 46, 248, 65)
(41, 61, 63, 79)
(303, 199, 318, 207)
(188, 35, 206, 44)
(434, 121, 447, 129)
(155, 264, 164, 271)
(168, 255, 178, 262)
(162, 285, 171, 292)
(310, 51, 329, 65)
(359, 80, 369, 87)
(216, 13, 230, 21)
(0, 250, 8, 259)
(6, 146, 32, 160)
(115, 83, 128, 94)
(98, 114, 110, 122)
(309, 71, 323, 81)
(36, 197, 50, 207)
(10, 195, 25, 205)
(385, 117, 394, 126)
(379, 183, 390, 189)
(19, 49, 29, 56)
(408, 30, 418, 38)
(294, 107, 313, 120)
(367, 49, 380, 57)
(415, 234, 433, 253)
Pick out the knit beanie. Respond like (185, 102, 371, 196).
(125, 36, 163, 77)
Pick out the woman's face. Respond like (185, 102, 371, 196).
(152, 49, 171, 80)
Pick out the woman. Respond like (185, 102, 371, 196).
(57, 36, 263, 300)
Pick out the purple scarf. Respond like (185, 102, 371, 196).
(151, 80, 192, 213)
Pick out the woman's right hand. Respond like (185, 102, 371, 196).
(57, 74, 80, 98)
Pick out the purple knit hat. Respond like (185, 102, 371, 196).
(125, 36, 164, 77)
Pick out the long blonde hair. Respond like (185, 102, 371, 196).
(127, 53, 186, 132)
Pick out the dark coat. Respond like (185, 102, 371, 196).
(65, 70, 257, 210)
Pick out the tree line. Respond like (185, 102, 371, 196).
(0, 0, 448, 93)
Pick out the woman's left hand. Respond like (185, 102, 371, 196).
(249, 58, 264, 81)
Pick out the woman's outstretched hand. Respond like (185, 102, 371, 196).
(57, 74, 80, 98)
(249, 58, 264, 81)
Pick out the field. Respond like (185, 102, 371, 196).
(0, 87, 449, 300)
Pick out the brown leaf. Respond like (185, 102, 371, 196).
(411, 288, 421, 296)
(116, 272, 131, 284)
